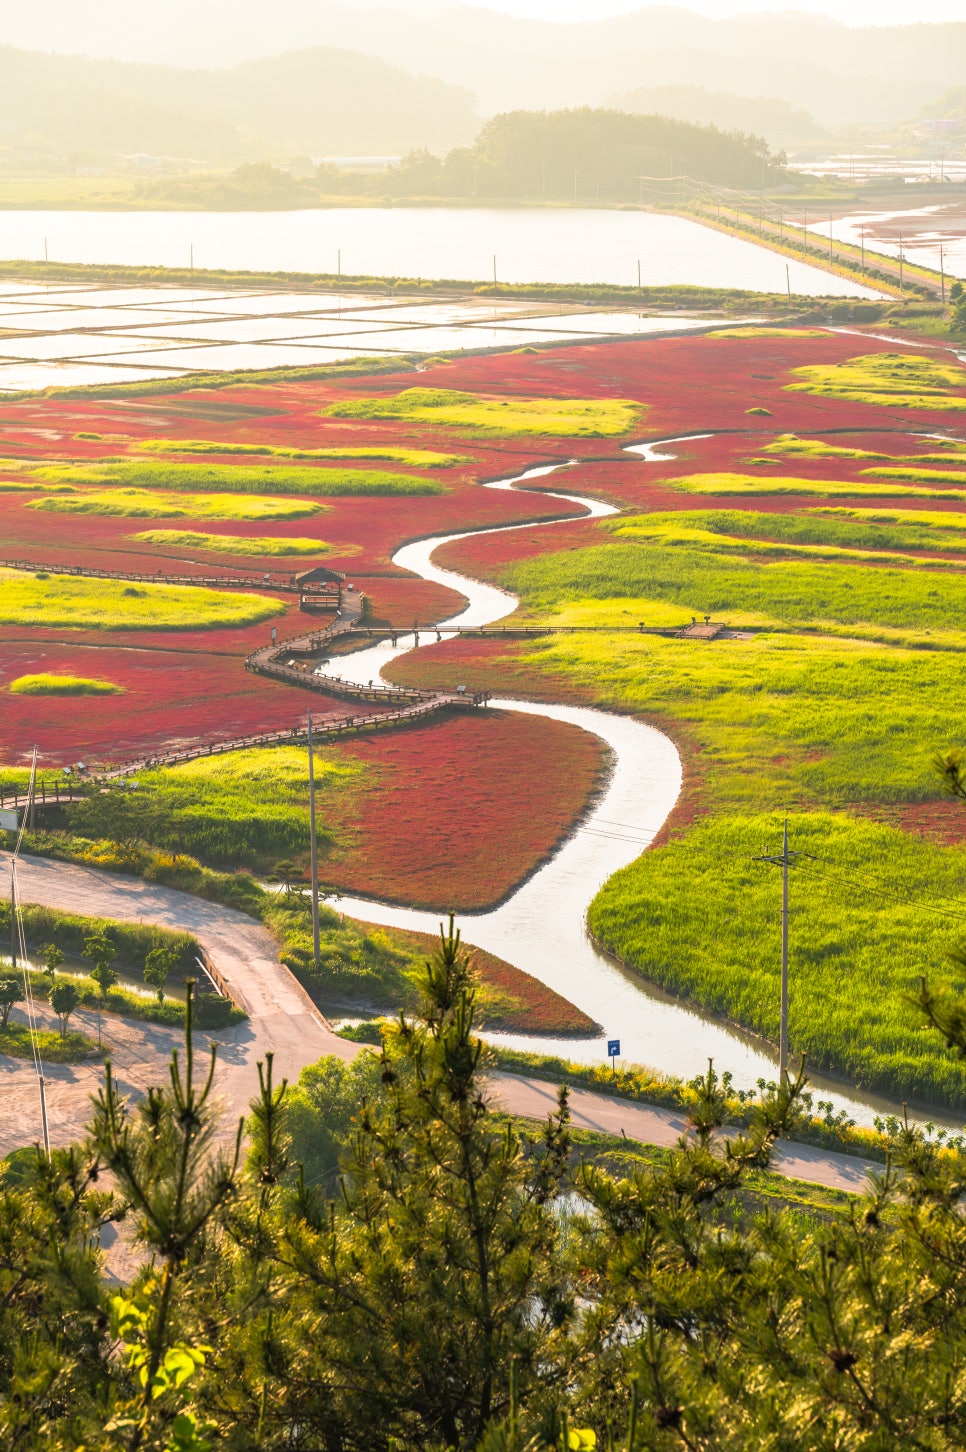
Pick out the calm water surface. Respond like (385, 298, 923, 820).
(1, 207, 881, 297)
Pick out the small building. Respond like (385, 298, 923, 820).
(294, 566, 346, 588)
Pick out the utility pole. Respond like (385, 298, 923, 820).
(898, 234, 904, 294)
(307, 713, 321, 967)
(860, 223, 865, 269)
(940, 243, 946, 304)
(9, 872, 16, 971)
(754, 819, 797, 1079)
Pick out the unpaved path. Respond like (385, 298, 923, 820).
(0, 849, 355, 1154)
(492, 1073, 877, 1195)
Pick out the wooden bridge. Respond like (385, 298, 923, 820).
(0, 556, 343, 610)
(0, 552, 741, 819)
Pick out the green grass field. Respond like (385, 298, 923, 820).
(513, 617, 966, 808)
(588, 812, 966, 1108)
(507, 536, 966, 635)
(761, 435, 966, 463)
(0, 569, 284, 630)
(26, 459, 444, 497)
(324, 386, 643, 437)
(7, 674, 123, 695)
(669, 472, 966, 502)
(609, 508, 966, 561)
(27, 489, 323, 520)
(136, 439, 467, 467)
(121, 747, 361, 868)
(862, 467, 966, 486)
(131, 529, 329, 556)
(786, 353, 966, 410)
(473, 498, 966, 1106)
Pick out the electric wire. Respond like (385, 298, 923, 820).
(7, 748, 49, 1151)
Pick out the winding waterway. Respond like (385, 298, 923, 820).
(314, 445, 930, 1129)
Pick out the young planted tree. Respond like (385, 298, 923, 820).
(143, 945, 178, 1005)
(50, 980, 80, 1039)
(270, 859, 305, 896)
(84, 931, 118, 997)
(40, 942, 64, 981)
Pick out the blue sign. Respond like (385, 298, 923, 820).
(607, 1039, 621, 1058)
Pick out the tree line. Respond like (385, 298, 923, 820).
(145, 108, 785, 209)
(3, 901, 966, 1450)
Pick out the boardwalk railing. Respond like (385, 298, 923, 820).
(0, 556, 340, 598)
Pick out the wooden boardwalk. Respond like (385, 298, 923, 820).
(0, 558, 738, 814)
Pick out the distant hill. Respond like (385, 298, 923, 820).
(2, 5, 964, 127)
(613, 87, 825, 149)
(0, 45, 477, 166)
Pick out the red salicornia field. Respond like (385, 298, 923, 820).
(8, 323, 966, 1089)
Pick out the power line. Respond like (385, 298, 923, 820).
(794, 856, 966, 926)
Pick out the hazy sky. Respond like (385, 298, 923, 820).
(478, 0, 965, 21)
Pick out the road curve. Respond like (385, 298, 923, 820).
(0, 848, 355, 1154)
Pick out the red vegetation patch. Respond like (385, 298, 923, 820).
(433, 516, 604, 584)
(379, 926, 595, 1034)
(857, 799, 966, 847)
(0, 639, 380, 769)
(320, 707, 607, 910)
(383, 635, 584, 703)
(2, 333, 959, 786)
(354, 574, 466, 625)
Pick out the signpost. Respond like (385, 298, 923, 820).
(607, 1039, 620, 1075)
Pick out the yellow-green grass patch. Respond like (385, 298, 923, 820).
(607, 514, 956, 568)
(588, 811, 966, 1108)
(120, 746, 362, 869)
(137, 439, 467, 467)
(131, 529, 330, 557)
(861, 467, 966, 486)
(707, 327, 830, 338)
(7, 673, 123, 695)
(506, 533, 966, 641)
(324, 386, 643, 437)
(499, 618, 966, 805)
(24, 459, 443, 497)
(610, 507, 966, 562)
(0, 568, 284, 631)
(760, 434, 889, 460)
(786, 352, 966, 410)
(26, 489, 322, 520)
(817, 506, 966, 534)
(669, 472, 966, 501)
(761, 433, 966, 464)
